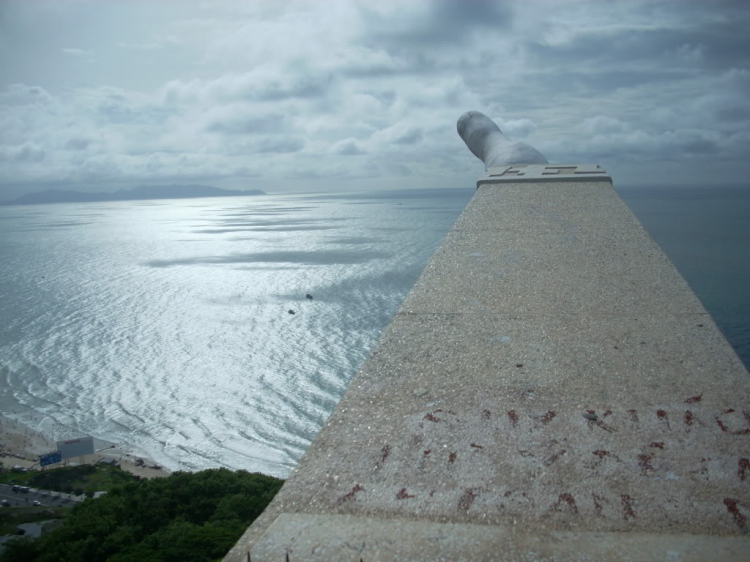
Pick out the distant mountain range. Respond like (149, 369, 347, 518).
(1, 184, 266, 206)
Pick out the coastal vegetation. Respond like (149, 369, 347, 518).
(0, 506, 68, 536)
(1, 464, 139, 496)
(0, 468, 283, 562)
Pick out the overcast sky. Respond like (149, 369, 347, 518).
(1, 0, 748, 198)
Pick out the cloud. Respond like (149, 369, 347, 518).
(675, 43, 705, 62)
(369, 123, 423, 146)
(583, 116, 629, 136)
(198, 70, 331, 103)
(206, 112, 286, 136)
(0, 84, 55, 106)
(62, 48, 93, 56)
(0, 0, 749, 197)
(0, 142, 45, 162)
(359, 0, 513, 47)
(116, 42, 162, 51)
(498, 118, 538, 139)
(330, 138, 366, 156)
(255, 138, 305, 154)
(65, 138, 93, 151)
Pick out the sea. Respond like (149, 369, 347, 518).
(0, 185, 748, 478)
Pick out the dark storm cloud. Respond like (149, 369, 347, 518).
(0, 142, 45, 162)
(65, 138, 92, 151)
(255, 138, 305, 154)
(360, 0, 512, 47)
(679, 137, 718, 155)
(392, 128, 423, 145)
(332, 139, 366, 156)
(519, 69, 692, 98)
(340, 56, 440, 79)
(526, 19, 750, 72)
(715, 106, 750, 123)
(95, 91, 173, 125)
(206, 114, 285, 135)
(199, 72, 332, 104)
(250, 79, 329, 102)
(682, 21, 750, 69)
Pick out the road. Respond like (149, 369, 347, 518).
(0, 483, 82, 508)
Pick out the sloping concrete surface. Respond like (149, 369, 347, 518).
(250, 514, 749, 561)
(226, 180, 750, 561)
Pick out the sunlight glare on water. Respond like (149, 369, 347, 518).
(0, 189, 472, 477)
(1, 185, 748, 477)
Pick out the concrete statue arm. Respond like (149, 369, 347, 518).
(457, 110, 548, 169)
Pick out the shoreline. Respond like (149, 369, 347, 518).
(0, 413, 170, 480)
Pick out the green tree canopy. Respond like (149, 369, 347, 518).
(1, 468, 283, 562)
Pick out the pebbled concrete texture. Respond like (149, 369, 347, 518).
(402, 181, 706, 317)
(225, 180, 750, 561)
(251, 514, 750, 562)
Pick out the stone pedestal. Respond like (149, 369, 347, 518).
(225, 166, 750, 561)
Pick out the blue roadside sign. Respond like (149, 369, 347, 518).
(40, 451, 62, 467)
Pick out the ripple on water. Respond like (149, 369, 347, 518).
(5, 187, 745, 476)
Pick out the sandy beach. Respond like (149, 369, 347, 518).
(0, 413, 170, 479)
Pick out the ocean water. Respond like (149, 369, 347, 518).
(0, 188, 473, 476)
(0, 185, 747, 477)
(618, 185, 750, 368)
